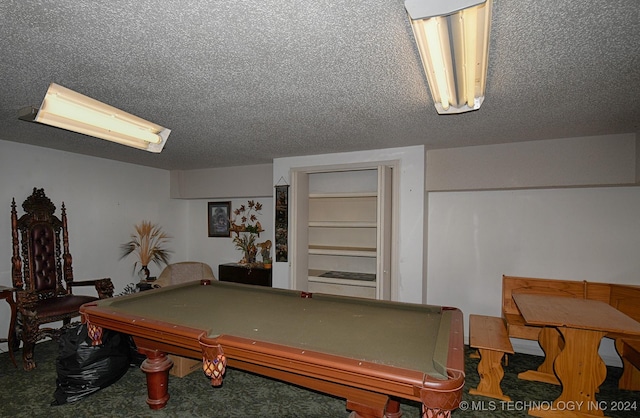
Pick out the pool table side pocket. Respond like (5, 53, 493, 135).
(419, 308, 465, 414)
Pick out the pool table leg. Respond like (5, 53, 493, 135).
(384, 399, 402, 417)
(138, 347, 174, 410)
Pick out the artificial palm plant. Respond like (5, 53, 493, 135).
(120, 221, 172, 279)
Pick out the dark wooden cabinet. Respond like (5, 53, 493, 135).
(218, 263, 272, 287)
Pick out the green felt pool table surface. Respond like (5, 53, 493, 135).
(80, 279, 464, 416)
(101, 280, 449, 375)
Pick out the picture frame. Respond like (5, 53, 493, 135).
(207, 201, 231, 237)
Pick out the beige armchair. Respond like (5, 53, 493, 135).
(155, 262, 216, 287)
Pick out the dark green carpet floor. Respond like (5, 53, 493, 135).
(1, 340, 639, 417)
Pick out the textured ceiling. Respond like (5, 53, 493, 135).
(1, 0, 639, 170)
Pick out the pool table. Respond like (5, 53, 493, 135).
(80, 280, 464, 418)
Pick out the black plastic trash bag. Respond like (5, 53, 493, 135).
(52, 323, 131, 405)
(128, 335, 147, 367)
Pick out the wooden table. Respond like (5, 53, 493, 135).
(513, 293, 640, 417)
(0, 285, 17, 368)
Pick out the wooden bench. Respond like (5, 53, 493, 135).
(502, 275, 588, 385)
(502, 275, 595, 341)
(609, 284, 640, 391)
(617, 339, 640, 391)
(502, 275, 640, 389)
(468, 314, 514, 401)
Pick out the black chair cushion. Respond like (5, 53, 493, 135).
(35, 295, 98, 318)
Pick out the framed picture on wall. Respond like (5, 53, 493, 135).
(208, 201, 231, 237)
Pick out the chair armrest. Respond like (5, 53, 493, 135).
(71, 278, 114, 299)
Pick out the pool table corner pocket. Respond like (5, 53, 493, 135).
(200, 336, 227, 386)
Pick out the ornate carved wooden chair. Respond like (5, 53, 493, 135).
(10, 188, 114, 370)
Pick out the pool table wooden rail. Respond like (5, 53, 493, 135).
(201, 333, 464, 417)
(199, 310, 465, 411)
(80, 303, 207, 358)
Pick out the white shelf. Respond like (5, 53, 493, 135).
(308, 220, 377, 228)
(308, 269, 378, 299)
(308, 274, 377, 289)
(308, 245, 376, 257)
(292, 166, 391, 300)
(309, 192, 377, 199)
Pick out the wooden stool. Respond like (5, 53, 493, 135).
(469, 314, 514, 401)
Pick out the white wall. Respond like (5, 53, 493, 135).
(170, 164, 273, 198)
(426, 188, 640, 366)
(168, 163, 276, 278)
(184, 197, 274, 275)
(426, 133, 637, 190)
(0, 139, 187, 353)
(273, 146, 425, 303)
(425, 133, 640, 365)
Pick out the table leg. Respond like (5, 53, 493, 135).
(385, 399, 402, 418)
(518, 327, 562, 385)
(137, 347, 173, 410)
(528, 327, 607, 418)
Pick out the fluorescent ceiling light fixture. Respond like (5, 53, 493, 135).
(405, 0, 493, 114)
(19, 83, 170, 152)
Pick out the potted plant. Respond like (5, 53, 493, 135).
(230, 200, 263, 264)
(120, 221, 172, 280)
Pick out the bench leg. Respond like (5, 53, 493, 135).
(469, 348, 511, 401)
(471, 349, 508, 364)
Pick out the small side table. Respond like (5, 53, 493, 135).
(219, 263, 272, 287)
(0, 286, 17, 367)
